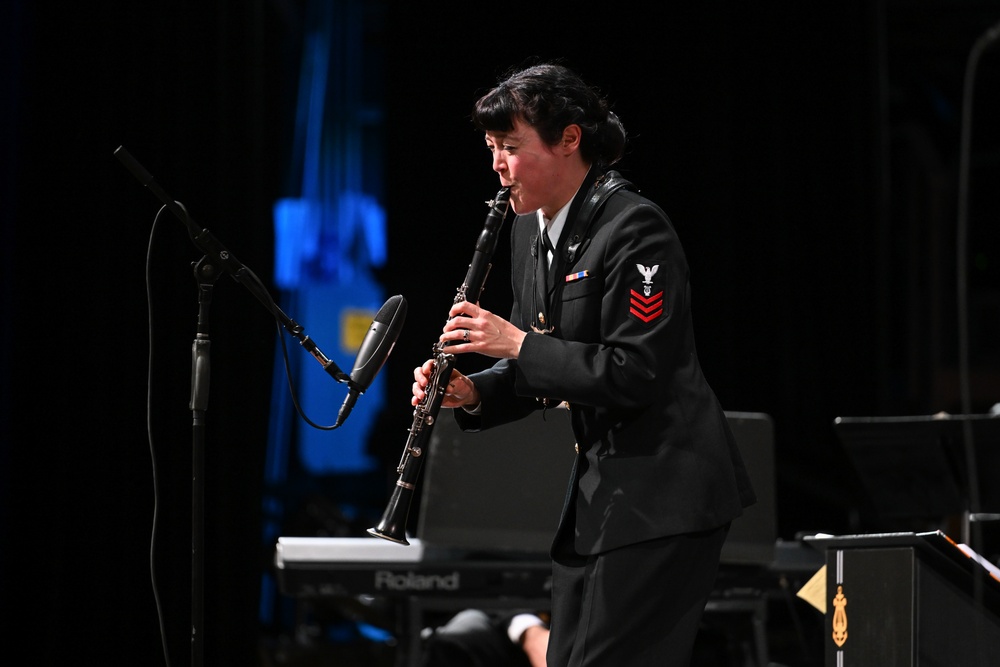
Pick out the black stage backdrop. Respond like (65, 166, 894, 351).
(3, 1, 999, 665)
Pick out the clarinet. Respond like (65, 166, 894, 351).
(368, 187, 511, 544)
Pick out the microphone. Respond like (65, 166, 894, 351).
(336, 294, 408, 427)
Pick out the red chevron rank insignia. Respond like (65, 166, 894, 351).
(630, 289, 664, 322)
(630, 263, 664, 322)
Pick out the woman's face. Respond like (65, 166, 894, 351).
(484, 117, 564, 218)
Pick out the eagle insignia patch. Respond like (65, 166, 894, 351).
(630, 264, 664, 323)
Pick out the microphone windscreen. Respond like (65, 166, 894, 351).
(375, 294, 406, 326)
(349, 294, 407, 392)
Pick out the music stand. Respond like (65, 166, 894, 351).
(833, 413, 1000, 552)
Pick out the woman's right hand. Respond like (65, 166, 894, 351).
(411, 359, 480, 409)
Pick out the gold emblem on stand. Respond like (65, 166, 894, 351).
(831, 585, 848, 647)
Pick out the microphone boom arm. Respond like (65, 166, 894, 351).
(115, 145, 349, 383)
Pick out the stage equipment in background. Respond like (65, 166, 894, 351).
(834, 412, 1000, 556)
(954, 16, 1000, 570)
(115, 145, 405, 667)
(805, 531, 1000, 667)
(416, 409, 777, 563)
(275, 409, 780, 665)
(721, 412, 778, 566)
(834, 411, 1000, 667)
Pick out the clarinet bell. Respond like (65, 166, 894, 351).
(368, 483, 414, 545)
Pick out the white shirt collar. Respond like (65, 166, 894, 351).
(538, 167, 595, 248)
(536, 197, 573, 265)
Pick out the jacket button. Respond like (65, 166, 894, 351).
(574, 443, 580, 454)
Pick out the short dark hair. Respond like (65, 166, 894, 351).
(472, 63, 626, 168)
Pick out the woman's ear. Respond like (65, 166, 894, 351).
(561, 124, 582, 154)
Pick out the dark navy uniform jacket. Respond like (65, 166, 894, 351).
(456, 169, 756, 557)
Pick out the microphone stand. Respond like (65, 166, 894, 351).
(189, 256, 218, 667)
(115, 147, 349, 667)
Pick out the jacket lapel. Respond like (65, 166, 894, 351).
(521, 169, 636, 336)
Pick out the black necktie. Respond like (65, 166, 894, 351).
(532, 232, 555, 333)
(540, 230, 555, 292)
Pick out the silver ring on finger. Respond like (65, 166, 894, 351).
(463, 329, 470, 343)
